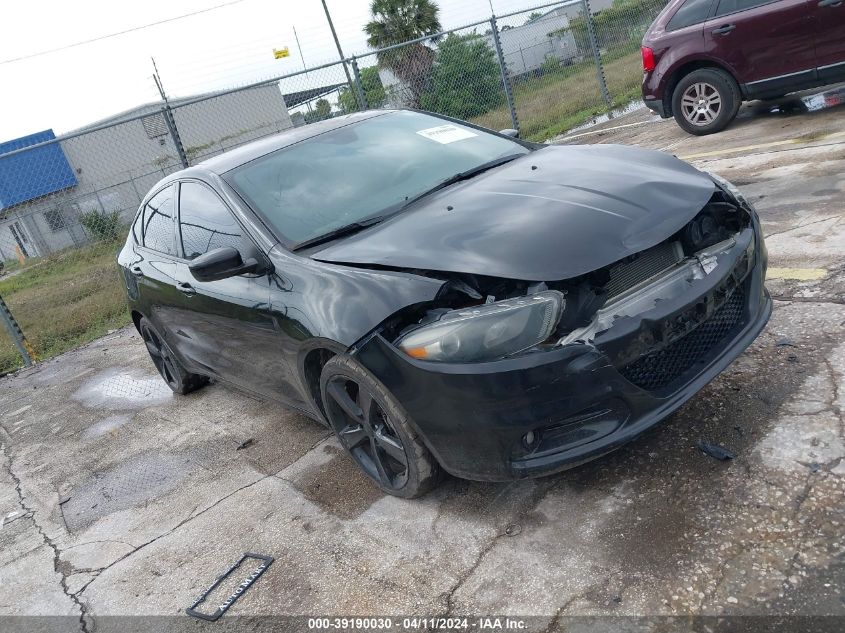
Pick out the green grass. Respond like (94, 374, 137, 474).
(470, 50, 643, 141)
(0, 237, 131, 374)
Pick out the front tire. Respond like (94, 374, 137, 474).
(672, 68, 740, 136)
(138, 317, 208, 395)
(320, 355, 441, 498)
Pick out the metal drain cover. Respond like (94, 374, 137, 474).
(73, 368, 173, 410)
(61, 453, 190, 531)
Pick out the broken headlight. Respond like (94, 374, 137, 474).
(709, 173, 751, 209)
(396, 291, 564, 363)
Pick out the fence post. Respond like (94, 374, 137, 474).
(583, 0, 612, 109)
(162, 107, 189, 168)
(0, 295, 34, 367)
(490, 16, 519, 134)
(349, 57, 369, 110)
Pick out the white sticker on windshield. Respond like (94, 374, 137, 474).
(416, 124, 478, 144)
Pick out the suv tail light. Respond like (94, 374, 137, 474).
(641, 46, 656, 73)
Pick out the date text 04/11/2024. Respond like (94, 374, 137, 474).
(307, 617, 528, 630)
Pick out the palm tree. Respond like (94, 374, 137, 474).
(364, 0, 442, 107)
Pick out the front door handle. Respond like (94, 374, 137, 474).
(177, 282, 196, 296)
(818, 0, 842, 7)
(711, 24, 736, 35)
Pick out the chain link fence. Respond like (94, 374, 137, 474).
(0, 0, 666, 372)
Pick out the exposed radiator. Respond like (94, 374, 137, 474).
(604, 240, 684, 300)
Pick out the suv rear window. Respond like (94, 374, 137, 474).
(667, 0, 714, 31)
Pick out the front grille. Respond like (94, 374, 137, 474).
(619, 287, 746, 392)
(605, 241, 683, 300)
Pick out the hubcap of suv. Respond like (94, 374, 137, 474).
(324, 377, 409, 491)
(680, 82, 722, 126)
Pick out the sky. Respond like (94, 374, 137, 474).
(0, 0, 559, 140)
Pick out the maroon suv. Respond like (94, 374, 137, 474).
(642, 0, 845, 135)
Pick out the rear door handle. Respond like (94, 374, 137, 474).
(818, 0, 842, 6)
(711, 24, 736, 35)
(130, 265, 143, 277)
(177, 282, 196, 296)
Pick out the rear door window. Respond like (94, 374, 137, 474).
(141, 186, 176, 255)
(667, 0, 716, 30)
(714, 0, 777, 16)
(178, 182, 246, 260)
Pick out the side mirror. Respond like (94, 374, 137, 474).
(499, 128, 519, 138)
(188, 246, 259, 282)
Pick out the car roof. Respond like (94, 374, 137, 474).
(195, 109, 393, 174)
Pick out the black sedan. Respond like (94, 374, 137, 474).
(118, 109, 771, 498)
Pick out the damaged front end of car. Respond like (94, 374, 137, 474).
(350, 176, 771, 481)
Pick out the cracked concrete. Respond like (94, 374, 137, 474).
(1, 100, 844, 630)
(1, 433, 89, 629)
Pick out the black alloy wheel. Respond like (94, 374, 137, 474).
(320, 355, 440, 498)
(138, 317, 208, 395)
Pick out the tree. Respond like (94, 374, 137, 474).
(314, 98, 332, 118)
(338, 66, 388, 113)
(364, 0, 442, 107)
(305, 98, 333, 124)
(420, 33, 503, 120)
(524, 11, 544, 23)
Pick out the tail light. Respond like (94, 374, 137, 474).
(641, 46, 656, 73)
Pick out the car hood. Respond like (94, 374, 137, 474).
(311, 144, 716, 281)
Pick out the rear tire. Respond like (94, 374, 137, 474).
(672, 68, 740, 136)
(138, 317, 208, 395)
(320, 355, 441, 498)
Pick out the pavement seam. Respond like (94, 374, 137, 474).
(539, 580, 613, 632)
(62, 539, 137, 551)
(764, 213, 844, 240)
(0, 428, 91, 633)
(439, 480, 556, 616)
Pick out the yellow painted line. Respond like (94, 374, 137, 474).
(766, 267, 827, 281)
(679, 130, 845, 160)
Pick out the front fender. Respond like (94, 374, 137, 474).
(268, 245, 445, 349)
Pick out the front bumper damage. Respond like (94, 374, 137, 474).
(354, 218, 771, 482)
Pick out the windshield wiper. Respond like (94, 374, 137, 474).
(396, 153, 525, 212)
(293, 215, 385, 251)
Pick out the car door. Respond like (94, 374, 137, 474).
(127, 184, 182, 342)
(814, 0, 845, 80)
(703, 0, 818, 96)
(170, 179, 301, 402)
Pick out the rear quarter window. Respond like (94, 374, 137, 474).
(141, 187, 176, 255)
(131, 209, 143, 244)
(667, 0, 715, 31)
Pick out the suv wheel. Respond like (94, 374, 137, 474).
(320, 355, 441, 498)
(139, 317, 208, 395)
(672, 68, 740, 136)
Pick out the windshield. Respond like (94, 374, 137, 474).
(225, 111, 531, 246)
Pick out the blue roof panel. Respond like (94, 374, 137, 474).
(0, 130, 77, 210)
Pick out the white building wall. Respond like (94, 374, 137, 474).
(488, 10, 578, 76)
(0, 84, 294, 260)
